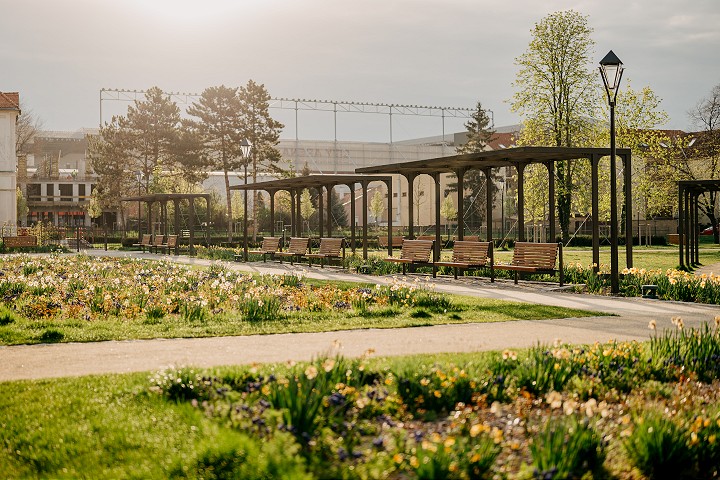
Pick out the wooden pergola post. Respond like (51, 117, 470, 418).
(484, 168, 493, 243)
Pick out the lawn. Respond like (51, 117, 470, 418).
(0, 254, 600, 345)
(2, 323, 719, 479)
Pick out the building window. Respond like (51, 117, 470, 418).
(27, 184, 41, 201)
(402, 192, 407, 197)
(46, 184, 54, 198)
(59, 184, 73, 202)
(79, 184, 86, 199)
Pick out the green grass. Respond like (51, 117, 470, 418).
(0, 295, 600, 346)
(0, 373, 216, 478)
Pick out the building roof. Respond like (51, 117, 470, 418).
(356, 146, 632, 175)
(230, 174, 393, 192)
(0, 92, 20, 110)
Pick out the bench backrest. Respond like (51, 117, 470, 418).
(318, 237, 344, 256)
(400, 239, 434, 262)
(452, 241, 492, 265)
(512, 242, 558, 269)
(139, 234, 152, 245)
(417, 235, 436, 241)
(260, 237, 280, 252)
(287, 237, 309, 255)
(3, 236, 38, 248)
(165, 235, 178, 248)
(153, 235, 165, 246)
(379, 236, 404, 247)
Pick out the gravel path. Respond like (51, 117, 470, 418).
(2, 249, 719, 382)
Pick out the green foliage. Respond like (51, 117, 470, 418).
(650, 322, 720, 383)
(241, 295, 282, 322)
(396, 364, 474, 416)
(623, 411, 695, 480)
(529, 416, 605, 479)
(169, 430, 310, 480)
(515, 345, 577, 395)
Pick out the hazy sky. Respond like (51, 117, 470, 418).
(2, 0, 718, 141)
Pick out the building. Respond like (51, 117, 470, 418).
(0, 92, 20, 233)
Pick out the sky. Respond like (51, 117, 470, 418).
(1, 0, 718, 142)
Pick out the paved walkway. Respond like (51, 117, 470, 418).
(2, 249, 720, 382)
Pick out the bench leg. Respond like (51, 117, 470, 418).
(432, 265, 437, 278)
(514, 271, 519, 284)
(402, 264, 406, 275)
(454, 267, 458, 280)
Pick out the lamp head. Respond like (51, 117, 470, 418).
(240, 139, 253, 158)
(599, 50, 624, 93)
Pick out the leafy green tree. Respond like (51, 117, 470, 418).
(330, 189, 348, 229)
(440, 194, 457, 230)
(369, 190, 385, 226)
(238, 80, 285, 239)
(185, 85, 244, 241)
(300, 189, 315, 235)
(511, 10, 597, 241)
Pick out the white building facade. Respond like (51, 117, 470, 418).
(0, 92, 20, 233)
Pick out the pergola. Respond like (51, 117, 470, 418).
(121, 193, 211, 254)
(356, 146, 633, 289)
(678, 180, 720, 269)
(230, 174, 394, 260)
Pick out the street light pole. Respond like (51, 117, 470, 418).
(240, 139, 253, 261)
(599, 50, 624, 294)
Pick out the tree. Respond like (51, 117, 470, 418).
(300, 189, 315, 235)
(440, 194, 457, 227)
(446, 101, 497, 231)
(16, 187, 28, 225)
(330, 189, 348, 228)
(185, 85, 245, 241)
(369, 190, 385, 226)
(511, 10, 598, 241)
(238, 80, 285, 240)
(413, 178, 427, 227)
(15, 103, 42, 156)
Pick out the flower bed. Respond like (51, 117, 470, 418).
(148, 319, 720, 479)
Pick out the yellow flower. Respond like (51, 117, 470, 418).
(393, 453, 405, 464)
(409, 456, 419, 468)
(304, 365, 318, 380)
(322, 358, 336, 372)
(261, 384, 271, 395)
(420, 378, 430, 386)
(648, 320, 656, 330)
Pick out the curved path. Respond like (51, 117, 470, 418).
(2, 250, 719, 382)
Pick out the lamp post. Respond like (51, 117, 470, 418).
(599, 50, 624, 294)
(240, 139, 253, 261)
(135, 171, 143, 237)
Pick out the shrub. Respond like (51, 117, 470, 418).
(241, 295, 282, 322)
(651, 322, 720, 383)
(170, 430, 311, 479)
(396, 364, 474, 416)
(515, 345, 577, 396)
(529, 416, 605, 479)
(623, 411, 695, 480)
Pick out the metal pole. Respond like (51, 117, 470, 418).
(243, 163, 249, 261)
(609, 101, 620, 294)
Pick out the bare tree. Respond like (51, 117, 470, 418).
(15, 104, 42, 155)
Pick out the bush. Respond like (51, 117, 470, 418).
(170, 430, 311, 479)
(529, 415, 605, 479)
(650, 322, 720, 383)
(623, 411, 695, 480)
(515, 345, 577, 396)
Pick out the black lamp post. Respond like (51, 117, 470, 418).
(599, 50, 624, 294)
(135, 171, 143, 237)
(240, 139, 253, 261)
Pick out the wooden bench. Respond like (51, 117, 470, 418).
(378, 236, 404, 249)
(275, 237, 310, 265)
(149, 235, 165, 254)
(2, 235, 38, 250)
(159, 235, 178, 255)
(133, 234, 152, 252)
(238, 236, 282, 262)
(494, 242, 564, 285)
(306, 237, 345, 268)
(385, 239, 434, 275)
(455, 235, 480, 242)
(432, 241, 494, 279)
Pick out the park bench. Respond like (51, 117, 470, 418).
(306, 237, 346, 268)
(237, 236, 282, 262)
(494, 242, 564, 285)
(149, 235, 165, 254)
(385, 239, 434, 275)
(159, 235, 178, 255)
(378, 236, 404, 249)
(432, 241, 494, 279)
(2, 235, 38, 250)
(133, 234, 152, 252)
(275, 237, 310, 265)
(456, 235, 480, 242)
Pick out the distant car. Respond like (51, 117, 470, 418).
(701, 226, 717, 235)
